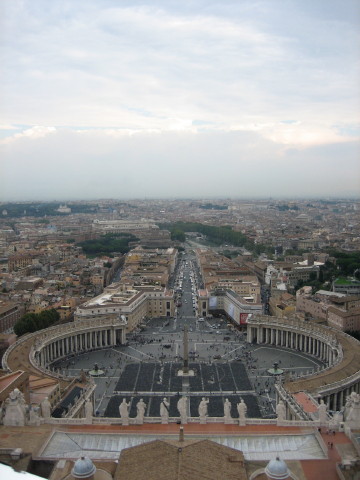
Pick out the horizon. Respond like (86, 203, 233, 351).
(1, 195, 359, 204)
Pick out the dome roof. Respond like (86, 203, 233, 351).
(264, 457, 289, 479)
(71, 457, 96, 479)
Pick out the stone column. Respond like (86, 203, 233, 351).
(333, 392, 338, 412)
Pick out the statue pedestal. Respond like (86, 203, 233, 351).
(121, 418, 129, 426)
(199, 415, 207, 424)
(238, 419, 246, 427)
(224, 417, 233, 425)
(177, 369, 195, 377)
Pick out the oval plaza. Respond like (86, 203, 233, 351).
(1, 249, 360, 479)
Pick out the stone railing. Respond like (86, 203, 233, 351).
(39, 416, 327, 428)
(276, 384, 313, 421)
(64, 383, 96, 419)
(2, 328, 43, 371)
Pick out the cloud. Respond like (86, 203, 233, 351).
(0, 1, 359, 144)
(0, 1, 359, 199)
(0, 128, 359, 201)
(0, 126, 56, 144)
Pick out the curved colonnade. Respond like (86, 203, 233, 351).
(247, 315, 360, 411)
(3, 313, 360, 418)
(2, 316, 127, 380)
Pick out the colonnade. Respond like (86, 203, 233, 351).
(247, 315, 360, 414)
(322, 383, 360, 412)
(247, 324, 337, 365)
(36, 326, 126, 368)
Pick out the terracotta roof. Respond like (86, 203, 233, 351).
(0, 371, 25, 392)
(115, 438, 247, 480)
(327, 306, 360, 317)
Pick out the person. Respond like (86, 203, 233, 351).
(160, 397, 170, 420)
(119, 398, 130, 419)
(198, 397, 209, 417)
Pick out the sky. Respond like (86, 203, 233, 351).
(0, 0, 359, 201)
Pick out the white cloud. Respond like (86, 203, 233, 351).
(0, 126, 56, 145)
(0, 128, 359, 201)
(0, 0, 359, 198)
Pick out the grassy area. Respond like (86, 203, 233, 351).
(334, 277, 359, 285)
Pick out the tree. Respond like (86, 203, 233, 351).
(14, 309, 60, 337)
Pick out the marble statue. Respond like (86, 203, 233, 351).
(160, 397, 170, 423)
(29, 405, 41, 426)
(344, 392, 360, 429)
(177, 396, 187, 424)
(3, 389, 27, 426)
(198, 397, 209, 417)
(119, 398, 129, 417)
(318, 399, 328, 424)
(224, 398, 232, 418)
(136, 398, 146, 423)
(41, 397, 51, 419)
(119, 399, 130, 425)
(237, 398, 247, 422)
(85, 399, 93, 421)
(276, 400, 286, 421)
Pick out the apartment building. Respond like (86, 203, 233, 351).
(296, 286, 360, 331)
(0, 301, 25, 333)
(74, 282, 174, 331)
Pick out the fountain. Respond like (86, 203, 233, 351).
(88, 363, 104, 377)
(267, 361, 284, 376)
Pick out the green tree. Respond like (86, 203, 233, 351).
(14, 309, 60, 336)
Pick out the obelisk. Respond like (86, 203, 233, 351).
(183, 325, 189, 374)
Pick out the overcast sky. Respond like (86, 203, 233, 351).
(0, 0, 359, 201)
